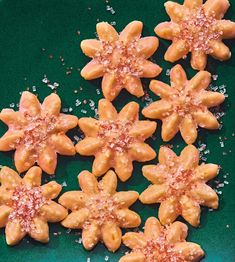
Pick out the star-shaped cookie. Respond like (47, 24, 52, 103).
(81, 21, 162, 100)
(59, 170, 140, 252)
(76, 99, 157, 181)
(155, 0, 235, 70)
(0, 91, 78, 174)
(142, 64, 225, 144)
(0, 166, 67, 245)
(120, 217, 204, 262)
(139, 145, 219, 227)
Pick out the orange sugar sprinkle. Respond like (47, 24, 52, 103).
(98, 120, 134, 152)
(9, 185, 46, 233)
(176, 7, 222, 53)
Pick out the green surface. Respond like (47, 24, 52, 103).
(0, 0, 234, 261)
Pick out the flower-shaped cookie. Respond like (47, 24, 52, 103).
(81, 21, 162, 101)
(155, 0, 235, 70)
(0, 91, 78, 174)
(139, 145, 219, 227)
(0, 166, 67, 245)
(120, 217, 204, 262)
(142, 65, 225, 144)
(59, 170, 140, 252)
(76, 99, 156, 181)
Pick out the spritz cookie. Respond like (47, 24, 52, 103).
(120, 217, 205, 262)
(0, 166, 67, 245)
(139, 145, 219, 227)
(0, 91, 78, 174)
(142, 65, 225, 144)
(76, 99, 156, 181)
(81, 21, 162, 101)
(59, 170, 140, 252)
(155, 0, 235, 70)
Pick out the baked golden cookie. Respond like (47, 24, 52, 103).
(139, 145, 219, 227)
(76, 99, 157, 181)
(0, 166, 67, 245)
(120, 217, 205, 262)
(59, 170, 140, 252)
(0, 91, 78, 174)
(81, 21, 162, 101)
(119, 217, 204, 262)
(155, 0, 235, 70)
(142, 64, 225, 144)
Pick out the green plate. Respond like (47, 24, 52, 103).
(0, 0, 234, 261)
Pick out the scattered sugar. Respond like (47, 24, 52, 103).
(75, 238, 83, 244)
(212, 75, 218, 81)
(66, 229, 71, 234)
(62, 108, 69, 113)
(220, 141, 224, 148)
(75, 99, 82, 107)
(106, 5, 116, 14)
(81, 109, 87, 114)
(42, 75, 60, 90)
(61, 181, 67, 187)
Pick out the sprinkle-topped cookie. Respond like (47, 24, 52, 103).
(120, 217, 204, 262)
(76, 99, 157, 181)
(59, 170, 140, 252)
(142, 64, 225, 144)
(81, 21, 162, 100)
(0, 166, 67, 245)
(139, 145, 219, 227)
(155, 0, 235, 70)
(0, 91, 78, 174)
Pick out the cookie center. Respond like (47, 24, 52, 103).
(84, 192, 118, 227)
(172, 89, 201, 116)
(95, 39, 143, 82)
(168, 165, 193, 192)
(9, 185, 46, 232)
(134, 234, 185, 262)
(177, 7, 222, 53)
(22, 113, 57, 150)
(159, 159, 195, 199)
(98, 120, 134, 153)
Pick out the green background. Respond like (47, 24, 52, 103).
(0, 0, 234, 261)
